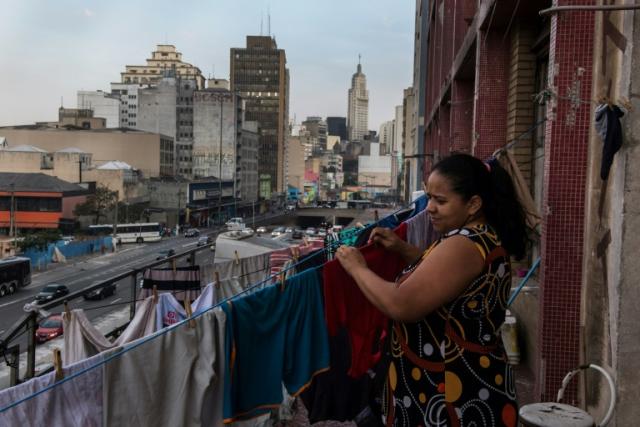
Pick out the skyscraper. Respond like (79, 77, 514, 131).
(347, 58, 369, 141)
(230, 36, 289, 193)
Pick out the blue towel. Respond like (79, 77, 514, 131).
(222, 267, 330, 422)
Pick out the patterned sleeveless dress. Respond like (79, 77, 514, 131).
(382, 224, 518, 427)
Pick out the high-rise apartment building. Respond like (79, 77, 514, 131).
(230, 36, 289, 193)
(347, 60, 369, 141)
(120, 44, 205, 89)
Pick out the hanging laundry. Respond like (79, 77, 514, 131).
(63, 296, 157, 366)
(155, 292, 187, 329)
(300, 327, 388, 424)
(191, 281, 217, 315)
(104, 307, 227, 427)
(406, 207, 439, 252)
(0, 350, 108, 427)
(141, 265, 202, 302)
(496, 148, 542, 229)
(222, 268, 330, 423)
(323, 222, 407, 378)
(595, 103, 625, 180)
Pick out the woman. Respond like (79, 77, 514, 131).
(335, 154, 527, 427)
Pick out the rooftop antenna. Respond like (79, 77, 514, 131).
(267, 4, 271, 37)
(260, 11, 264, 36)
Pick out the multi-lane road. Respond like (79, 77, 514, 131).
(0, 232, 216, 353)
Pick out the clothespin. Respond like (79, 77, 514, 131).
(279, 270, 286, 292)
(183, 298, 195, 329)
(152, 285, 158, 304)
(292, 246, 299, 262)
(374, 210, 379, 222)
(63, 302, 70, 317)
(172, 259, 177, 273)
(214, 271, 220, 289)
(53, 348, 64, 381)
(234, 250, 240, 265)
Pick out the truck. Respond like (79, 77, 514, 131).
(0, 256, 32, 297)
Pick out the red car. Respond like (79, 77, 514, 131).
(36, 314, 63, 343)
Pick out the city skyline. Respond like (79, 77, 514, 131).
(0, 0, 414, 131)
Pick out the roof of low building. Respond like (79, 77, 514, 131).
(97, 161, 133, 170)
(0, 172, 88, 194)
(56, 147, 87, 154)
(3, 144, 47, 153)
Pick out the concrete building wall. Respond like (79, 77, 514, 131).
(581, 7, 640, 425)
(192, 90, 237, 180)
(358, 143, 392, 187)
(285, 135, 309, 196)
(110, 83, 140, 128)
(0, 128, 172, 178)
(77, 91, 121, 128)
(0, 150, 89, 184)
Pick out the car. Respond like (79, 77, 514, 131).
(317, 229, 327, 237)
(36, 314, 63, 343)
(35, 284, 69, 305)
(285, 205, 296, 212)
(305, 227, 316, 236)
(256, 226, 267, 234)
(271, 226, 286, 238)
(292, 229, 304, 239)
(197, 236, 212, 246)
(184, 228, 200, 237)
(225, 217, 246, 231)
(285, 227, 294, 233)
(83, 283, 116, 300)
(156, 249, 176, 260)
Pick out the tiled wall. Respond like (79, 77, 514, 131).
(473, 29, 510, 159)
(537, 1, 595, 403)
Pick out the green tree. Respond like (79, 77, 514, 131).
(74, 186, 118, 224)
(17, 229, 62, 252)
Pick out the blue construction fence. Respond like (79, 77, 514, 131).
(23, 237, 113, 270)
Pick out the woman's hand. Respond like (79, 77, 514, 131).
(336, 245, 367, 274)
(368, 227, 424, 264)
(368, 227, 405, 252)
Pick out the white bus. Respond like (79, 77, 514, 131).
(115, 223, 162, 243)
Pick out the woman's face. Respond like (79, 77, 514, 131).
(425, 171, 476, 234)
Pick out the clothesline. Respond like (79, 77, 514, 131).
(0, 196, 425, 415)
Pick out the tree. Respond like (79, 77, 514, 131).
(74, 185, 118, 224)
(17, 229, 62, 252)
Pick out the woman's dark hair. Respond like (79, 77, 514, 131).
(431, 153, 528, 260)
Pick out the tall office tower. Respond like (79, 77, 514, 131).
(301, 116, 327, 154)
(120, 44, 205, 89)
(326, 116, 347, 141)
(230, 36, 289, 193)
(347, 58, 369, 141)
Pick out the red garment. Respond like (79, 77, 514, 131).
(323, 222, 407, 377)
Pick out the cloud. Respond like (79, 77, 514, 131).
(84, 8, 95, 17)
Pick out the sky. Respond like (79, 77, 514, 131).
(0, 0, 415, 131)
